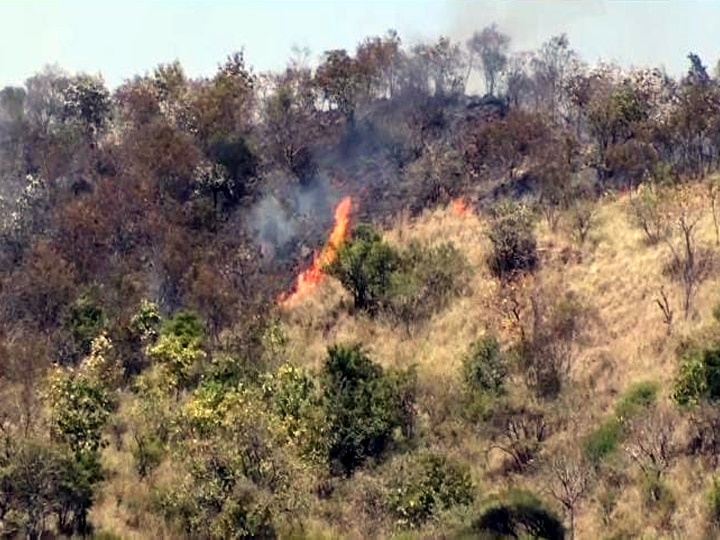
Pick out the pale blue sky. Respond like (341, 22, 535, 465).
(1, 1, 719, 89)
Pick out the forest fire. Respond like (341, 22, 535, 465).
(278, 196, 352, 308)
(451, 198, 469, 217)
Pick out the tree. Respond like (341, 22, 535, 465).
(315, 49, 363, 127)
(547, 447, 592, 540)
(321, 343, 416, 475)
(326, 225, 400, 314)
(467, 24, 510, 96)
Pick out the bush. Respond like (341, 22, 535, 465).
(487, 202, 538, 279)
(582, 419, 623, 464)
(386, 452, 475, 527)
(64, 294, 107, 357)
(615, 381, 658, 420)
(707, 478, 720, 531)
(472, 489, 565, 540)
(321, 343, 416, 475)
(462, 337, 508, 396)
(673, 346, 720, 406)
(386, 241, 469, 330)
(325, 225, 401, 315)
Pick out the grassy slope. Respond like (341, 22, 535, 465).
(278, 182, 720, 539)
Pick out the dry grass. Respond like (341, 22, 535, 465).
(276, 183, 720, 539)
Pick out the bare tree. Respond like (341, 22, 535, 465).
(547, 447, 592, 540)
(662, 195, 710, 319)
(487, 405, 549, 472)
(708, 176, 720, 245)
(623, 407, 675, 486)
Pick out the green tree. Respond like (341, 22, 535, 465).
(326, 225, 400, 314)
(321, 344, 416, 475)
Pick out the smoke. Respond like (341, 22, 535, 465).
(247, 172, 336, 262)
(449, 0, 605, 53)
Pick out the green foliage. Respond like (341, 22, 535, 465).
(0, 440, 102, 537)
(148, 311, 207, 390)
(472, 489, 565, 540)
(161, 309, 205, 346)
(672, 346, 720, 406)
(130, 299, 162, 344)
(64, 294, 107, 357)
(627, 183, 668, 245)
(386, 241, 469, 329)
(321, 343, 416, 475)
(615, 381, 658, 420)
(328, 226, 469, 326)
(487, 202, 538, 279)
(387, 452, 474, 527)
(582, 419, 623, 464)
(706, 478, 720, 530)
(45, 366, 113, 456)
(583, 382, 658, 465)
(326, 224, 400, 314)
(131, 431, 165, 479)
(640, 475, 675, 519)
(463, 337, 507, 395)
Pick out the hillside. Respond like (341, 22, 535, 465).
(4, 23, 720, 540)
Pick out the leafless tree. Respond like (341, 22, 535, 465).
(547, 447, 592, 540)
(623, 407, 675, 485)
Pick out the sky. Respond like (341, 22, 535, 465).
(1, 1, 719, 89)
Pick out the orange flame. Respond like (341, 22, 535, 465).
(278, 196, 352, 308)
(451, 198, 469, 217)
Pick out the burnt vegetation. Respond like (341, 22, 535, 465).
(3, 21, 720, 540)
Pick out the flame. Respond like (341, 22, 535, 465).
(451, 198, 469, 217)
(278, 196, 352, 308)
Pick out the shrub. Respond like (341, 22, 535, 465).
(640, 475, 675, 525)
(487, 202, 538, 279)
(627, 183, 668, 245)
(615, 381, 658, 420)
(462, 337, 508, 395)
(582, 419, 622, 464)
(386, 241, 469, 330)
(673, 346, 720, 406)
(472, 489, 565, 540)
(386, 452, 475, 527)
(706, 478, 720, 531)
(321, 343, 416, 475)
(325, 225, 400, 315)
(64, 294, 107, 357)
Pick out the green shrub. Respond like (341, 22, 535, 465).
(672, 346, 720, 406)
(325, 225, 400, 315)
(582, 419, 622, 464)
(321, 343, 416, 475)
(64, 294, 107, 357)
(387, 452, 475, 527)
(615, 381, 658, 420)
(706, 478, 720, 532)
(386, 241, 469, 329)
(472, 489, 565, 540)
(487, 202, 538, 279)
(462, 337, 508, 395)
